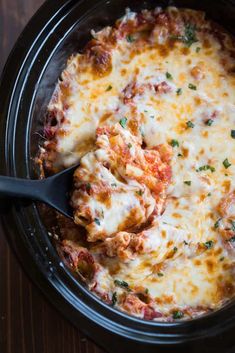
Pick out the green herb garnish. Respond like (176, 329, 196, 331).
(126, 34, 134, 43)
(127, 143, 132, 148)
(119, 117, 127, 128)
(145, 288, 149, 294)
(94, 218, 101, 226)
(203, 240, 214, 249)
(183, 23, 198, 47)
(173, 246, 178, 253)
(206, 119, 213, 126)
(188, 83, 197, 90)
(86, 183, 91, 191)
(231, 130, 235, 139)
(157, 272, 164, 277)
(186, 120, 195, 128)
(231, 220, 235, 232)
(214, 218, 222, 229)
(171, 23, 198, 47)
(166, 72, 173, 80)
(136, 190, 144, 196)
(196, 165, 215, 173)
(114, 279, 131, 291)
(170, 139, 179, 147)
(173, 310, 184, 319)
(219, 256, 225, 262)
(223, 158, 231, 169)
(112, 292, 117, 306)
(111, 183, 117, 187)
(106, 85, 112, 91)
(184, 181, 191, 186)
(196, 47, 201, 53)
(176, 88, 182, 95)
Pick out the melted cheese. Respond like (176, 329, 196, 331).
(44, 7, 235, 320)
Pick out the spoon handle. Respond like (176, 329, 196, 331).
(0, 175, 47, 201)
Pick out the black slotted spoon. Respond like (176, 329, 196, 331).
(0, 164, 78, 218)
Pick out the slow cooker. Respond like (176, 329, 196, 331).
(1, 0, 235, 352)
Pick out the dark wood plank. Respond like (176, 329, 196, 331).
(0, 1, 105, 352)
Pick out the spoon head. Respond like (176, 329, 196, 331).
(45, 164, 79, 219)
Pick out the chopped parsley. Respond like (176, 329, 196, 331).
(196, 165, 215, 173)
(170, 139, 179, 147)
(145, 288, 149, 294)
(186, 120, 195, 128)
(183, 240, 189, 245)
(231, 130, 235, 139)
(127, 143, 132, 148)
(173, 246, 178, 253)
(178, 153, 183, 157)
(196, 47, 201, 53)
(184, 181, 191, 186)
(223, 158, 231, 169)
(150, 115, 155, 119)
(219, 256, 225, 262)
(176, 88, 182, 95)
(183, 23, 198, 47)
(229, 236, 235, 242)
(214, 218, 222, 229)
(114, 279, 131, 291)
(206, 119, 213, 126)
(188, 83, 197, 90)
(126, 34, 135, 43)
(111, 183, 117, 187)
(171, 23, 198, 47)
(157, 272, 164, 277)
(119, 117, 127, 128)
(207, 192, 212, 197)
(112, 292, 117, 306)
(106, 85, 112, 91)
(94, 218, 101, 226)
(173, 310, 184, 319)
(136, 190, 144, 196)
(230, 220, 235, 232)
(203, 240, 214, 249)
(166, 72, 173, 80)
(86, 183, 91, 191)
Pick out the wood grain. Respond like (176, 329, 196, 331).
(0, 1, 105, 352)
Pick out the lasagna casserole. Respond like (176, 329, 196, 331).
(40, 7, 235, 321)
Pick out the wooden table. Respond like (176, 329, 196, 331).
(0, 1, 104, 352)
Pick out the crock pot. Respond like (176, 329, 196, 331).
(1, 1, 235, 352)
